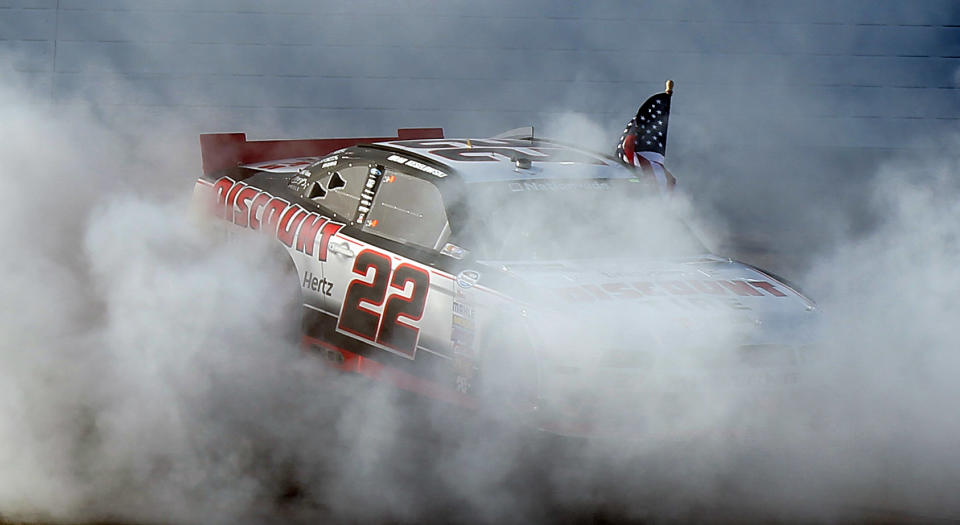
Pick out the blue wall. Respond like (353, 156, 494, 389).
(3, 1, 956, 144)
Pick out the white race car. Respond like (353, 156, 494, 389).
(193, 81, 818, 435)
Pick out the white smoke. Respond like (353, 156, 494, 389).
(0, 77, 326, 524)
(2, 10, 960, 525)
(796, 139, 960, 516)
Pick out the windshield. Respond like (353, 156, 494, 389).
(449, 179, 708, 260)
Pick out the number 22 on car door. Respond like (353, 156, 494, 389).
(333, 248, 430, 359)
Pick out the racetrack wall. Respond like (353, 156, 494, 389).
(2, 0, 959, 273)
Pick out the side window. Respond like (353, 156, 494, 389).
(362, 172, 450, 250)
(303, 166, 368, 220)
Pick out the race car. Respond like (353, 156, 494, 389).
(193, 82, 819, 434)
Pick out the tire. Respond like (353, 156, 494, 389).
(476, 316, 541, 415)
(257, 245, 305, 346)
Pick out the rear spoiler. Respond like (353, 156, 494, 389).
(199, 127, 444, 175)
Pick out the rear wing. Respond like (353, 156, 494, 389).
(199, 127, 444, 175)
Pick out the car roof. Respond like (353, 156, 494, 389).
(377, 137, 638, 184)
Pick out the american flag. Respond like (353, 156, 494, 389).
(615, 89, 676, 191)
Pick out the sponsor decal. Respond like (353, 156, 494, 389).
(405, 159, 447, 178)
(288, 174, 309, 191)
(356, 166, 384, 224)
(452, 298, 474, 320)
(440, 242, 467, 259)
(209, 177, 344, 261)
(508, 180, 611, 192)
(556, 279, 790, 307)
(302, 270, 333, 297)
(452, 314, 474, 330)
(454, 351, 475, 394)
(450, 298, 477, 355)
(451, 324, 475, 347)
(747, 280, 788, 297)
(456, 269, 481, 289)
(451, 285, 479, 393)
(386, 153, 447, 178)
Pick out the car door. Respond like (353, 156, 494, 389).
(322, 167, 456, 361)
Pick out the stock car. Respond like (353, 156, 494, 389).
(193, 82, 819, 434)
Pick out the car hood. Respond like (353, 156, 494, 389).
(481, 254, 819, 366)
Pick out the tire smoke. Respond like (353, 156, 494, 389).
(1, 13, 959, 524)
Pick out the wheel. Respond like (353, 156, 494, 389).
(476, 316, 541, 415)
